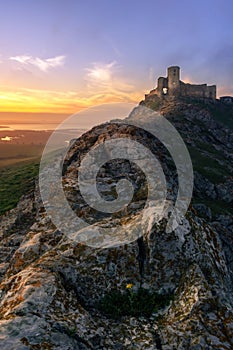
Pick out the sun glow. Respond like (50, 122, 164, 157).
(0, 87, 142, 113)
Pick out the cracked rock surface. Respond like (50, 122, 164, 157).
(0, 97, 232, 349)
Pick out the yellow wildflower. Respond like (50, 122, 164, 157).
(126, 283, 133, 289)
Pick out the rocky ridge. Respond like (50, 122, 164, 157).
(0, 97, 232, 349)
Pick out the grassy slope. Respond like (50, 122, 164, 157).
(188, 102, 232, 217)
(0, 143, 43, 215)
(147, 97, 233, 218)
(183, 98, 233, 130)
(0, 159, 40, 215)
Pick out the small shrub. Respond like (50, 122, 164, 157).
(98, 287, 173, 319)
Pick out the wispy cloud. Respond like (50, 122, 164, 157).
(0, 60, 143, 113)
(10, 55, 66, 72)
(85, 61, 117, 85)
(85, 61, 135, 94)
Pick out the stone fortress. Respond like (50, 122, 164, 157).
(147, 66, 217, 100)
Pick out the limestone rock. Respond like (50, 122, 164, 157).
(0, 98, 232, 349)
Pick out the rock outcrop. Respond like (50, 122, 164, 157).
(0, 97, 232, 349)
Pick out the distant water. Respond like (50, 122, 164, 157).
(0, 123, 64, 131)
(0, 103, 136, 131)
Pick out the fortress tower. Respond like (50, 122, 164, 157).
(167, 66, 180, 96)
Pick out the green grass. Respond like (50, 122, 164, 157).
(98, 288, 173, 319)
(0, 143, 44, 215)
(0, 143, 68, 216)
(144, 95, 162, 111)
(192, 198, 231, 218)
(209, 104, 233, 130)
(196, 142, 223, 157)
(179, 97, 233, 130)
(0, 160, 40, 215)
(188, 146, 231, 184)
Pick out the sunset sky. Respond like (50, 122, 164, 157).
(0, 0, 233, 117)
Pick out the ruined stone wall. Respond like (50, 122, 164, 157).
(146, 66, 216, 101)
(156, 77, 168, 97)
(180, 82, 216, 99)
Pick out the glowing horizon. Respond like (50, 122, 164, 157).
(0, 1, 232, 116)
(0, 86, 143, 114)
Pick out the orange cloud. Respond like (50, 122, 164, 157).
(0, 86, 143, 113)
(0, 60, 145, 113)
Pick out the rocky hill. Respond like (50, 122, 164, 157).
(0, 96, 232, 349)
